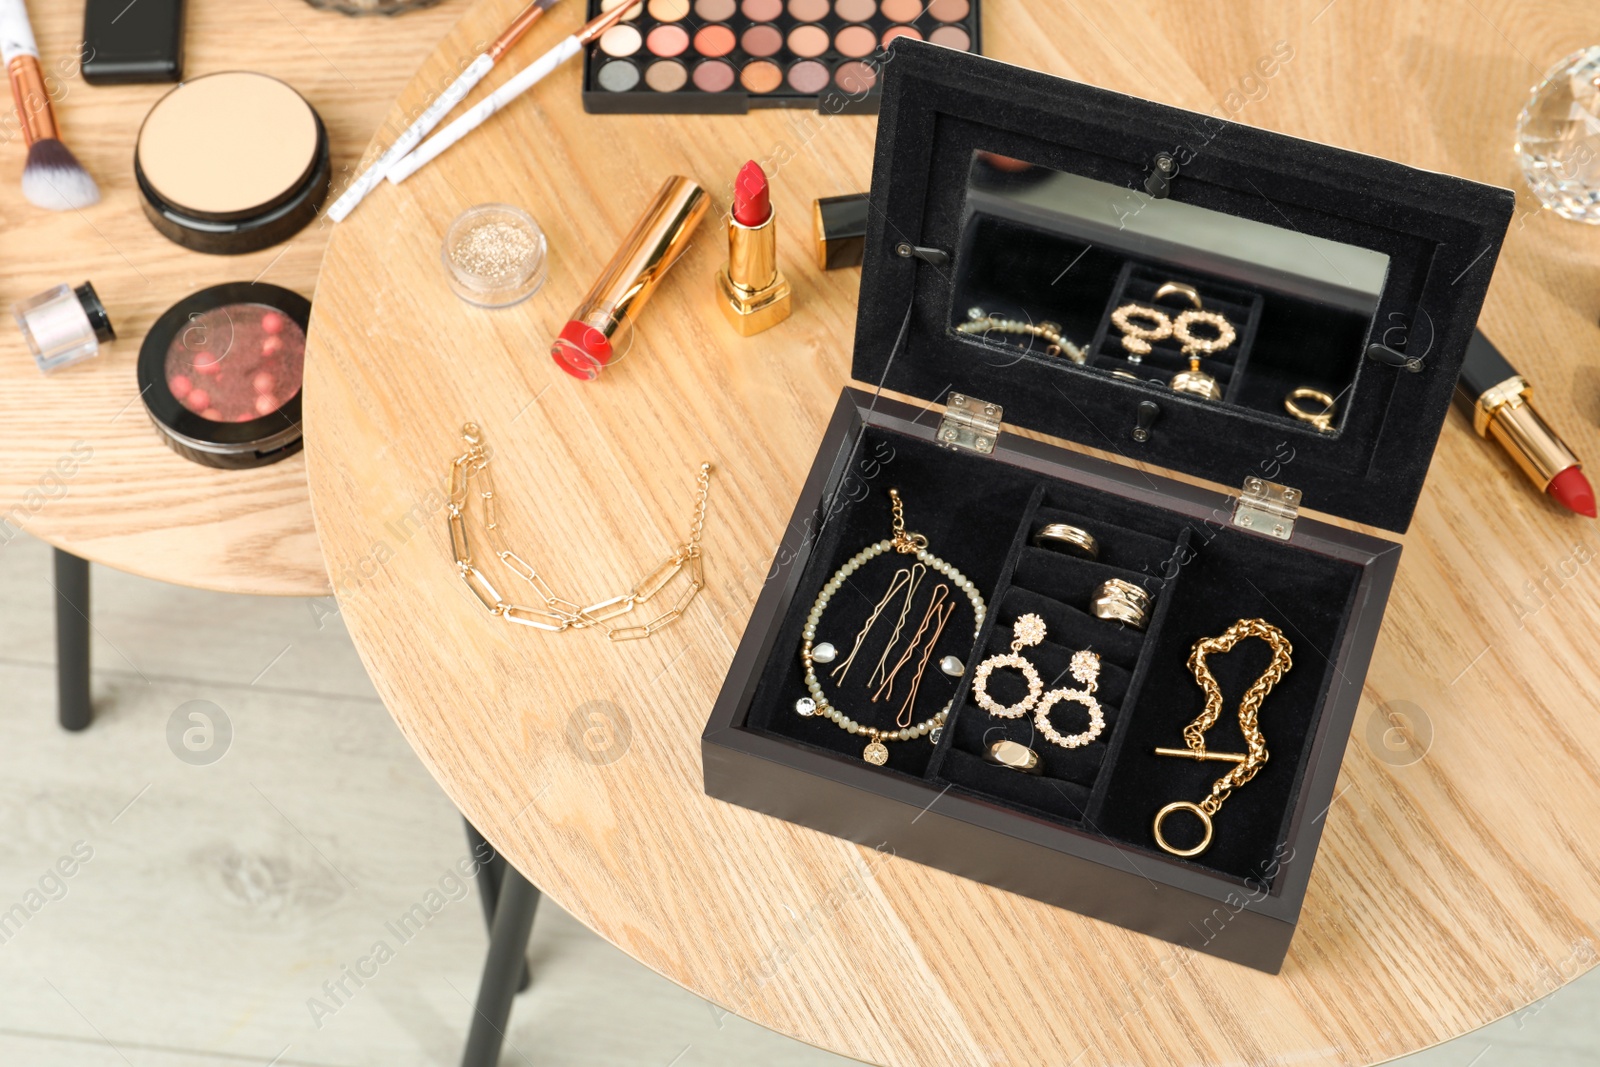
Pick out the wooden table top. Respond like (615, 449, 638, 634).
(0, 0, 460, 596)
(305, 1, 1600, 1063)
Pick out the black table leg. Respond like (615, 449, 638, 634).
(461, 849, 540, 1067)
(463, 819, 532, 992)
(53, 548, 91, 732)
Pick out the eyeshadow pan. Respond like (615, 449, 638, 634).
(834, 0, 876, 20)
(786, 59, 829, 92)
(597, 59, 641, 91)
(787, 23, 830, 57)
(692, 58, 736, 91)
(741, 0, 783, 19)
(693, 23, 737, 56)
(787, 0, 829, 18)
(741, 24, 783, 56)
(835, 23, 877, 56)
(648, 23, 690, 55)
(882, 24, 921, 45)
(600, 24, 643, 56)
(927, 0, 967, 20)
(835, 59, 877, 92)
(648, 0, 691, 18)
(694, 0, 736, 18)
(928, 23, 970, 49)
(880, 0, 922, 20)
(645, 58, 689, 91)
(741, 60, 783, 92)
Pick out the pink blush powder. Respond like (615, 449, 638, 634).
(165, 303, 305, 423)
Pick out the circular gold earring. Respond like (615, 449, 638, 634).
(1110, 304, 1172, 364)
(1172, 309, 1236, 357)
(972, 613, 1047, 718)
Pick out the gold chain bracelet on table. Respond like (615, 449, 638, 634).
(1152, 618, 1293, 857)
(446, 422, 712, 641)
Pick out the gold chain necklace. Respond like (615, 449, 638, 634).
(446, 422, 712, 641)
(1153, 618, 1293, 856)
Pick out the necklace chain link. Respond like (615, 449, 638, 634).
(1182, 618, 1293, 815)
(447, 422, 712, 641)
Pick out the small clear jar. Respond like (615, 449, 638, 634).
(441, 204, 548, 309)
(13, 282, 115, 374)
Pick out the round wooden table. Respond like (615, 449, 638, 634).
(0, 0, 459, 596)
(305, 1, 1600, 1063)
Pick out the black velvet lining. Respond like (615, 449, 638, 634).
(858, 41, 1516, 532)
(742, 422, 1365, 881)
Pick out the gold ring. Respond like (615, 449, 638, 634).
(1154, 282, 1202, 310)
(1033, 522, 1099, 560)
(1172, 309, 1236, 357)
(1285, 387, 1336, 433)
(984, 739, 1042, 774)
(1090, 578, 1151, 630)
(1154, 800, 1213, 856)
(1170, 357, 1222, 401)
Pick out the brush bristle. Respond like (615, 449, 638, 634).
(23, 138, 100, 211)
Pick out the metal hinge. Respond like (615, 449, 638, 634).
(938, 393, 1002, 455)
(1231, 477, 1300, 541)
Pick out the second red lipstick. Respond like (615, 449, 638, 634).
(716, 160, 791, 335)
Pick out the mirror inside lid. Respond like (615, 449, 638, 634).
(853, 40, 1516, 533)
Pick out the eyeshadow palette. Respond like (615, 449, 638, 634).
(581, 0, 980, 114)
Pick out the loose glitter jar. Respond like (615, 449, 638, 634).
(13, 282, 115, 374)
(138, 283, 310, 469)
(442, 204, 549, 308)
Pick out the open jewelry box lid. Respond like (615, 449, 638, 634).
(853, 41, 1515, 534)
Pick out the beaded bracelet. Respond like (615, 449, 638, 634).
(795, 490, 987, 765)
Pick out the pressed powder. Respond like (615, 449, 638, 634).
(135, 72, 331, 254)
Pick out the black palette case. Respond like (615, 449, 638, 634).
(702, 40, 1513, 972)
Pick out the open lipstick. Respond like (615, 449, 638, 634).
(715, 160, 791, 336)
(1459, 329, 1595, 517)
(551, 175, 708, 380)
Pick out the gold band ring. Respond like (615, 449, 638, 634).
(1154, 282, 1202, 310)
(1285, 387, 1337, 433)
(984, 739, 1042, 774)
(1033, 523, 1099, 560)
(1090, 578, 1151, 630)
(1154, 800, 1214, 856)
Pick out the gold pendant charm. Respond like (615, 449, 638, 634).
(863, 741, 889, 765)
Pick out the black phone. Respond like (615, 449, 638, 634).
(82, 0, 185, 85)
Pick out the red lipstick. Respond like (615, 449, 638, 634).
(550, 175, 708, 381)
(1458, 330, 1594, 517)
(716, 160, 791, 336)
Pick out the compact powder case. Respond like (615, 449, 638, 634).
(138, 282, 310, 469)
(135, 71, 331, 255)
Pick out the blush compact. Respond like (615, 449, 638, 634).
(138, 283, 310, 469)
(135, 71, 331, 254)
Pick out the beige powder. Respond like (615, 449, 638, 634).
(138, 72, 319, 216)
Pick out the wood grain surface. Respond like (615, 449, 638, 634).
(305, 1, 1600, 1063)
(0, 0, 461, 596)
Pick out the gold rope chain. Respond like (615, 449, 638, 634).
(446, 422, 712, 641)
(1182, 618, 1294, 816)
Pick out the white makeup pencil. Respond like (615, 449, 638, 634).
(0, 0, 97, 211)
(327, 0, 561, 223)
(385, 2, 636, 186)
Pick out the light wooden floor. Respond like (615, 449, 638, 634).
(0, 530, 1591, 1067)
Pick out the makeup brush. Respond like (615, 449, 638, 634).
(385, 2, 635, 186)
(0, 0, 98, 211)
(327, 0, 561, 223)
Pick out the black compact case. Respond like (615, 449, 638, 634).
(702, 41, 1514, 972)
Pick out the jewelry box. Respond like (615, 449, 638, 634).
(702, 40, 1513, 973)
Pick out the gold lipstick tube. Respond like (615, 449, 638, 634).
(716, 207, 791, 336)
(1472, 375, 1579, 490)
(551, 175, 709, 380)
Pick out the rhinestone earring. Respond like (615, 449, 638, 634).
(1035, 650, 1105, 749)
(972, 613, 1047, 719)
